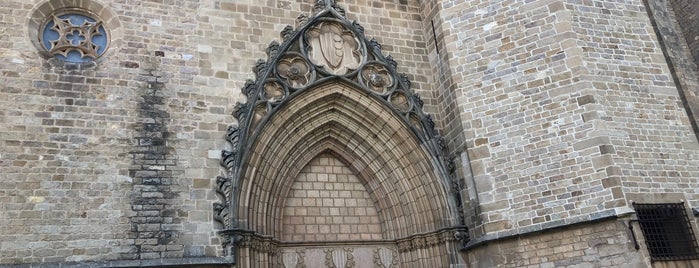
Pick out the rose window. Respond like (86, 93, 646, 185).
(41, 13, 108, 62)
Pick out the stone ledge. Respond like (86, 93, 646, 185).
(463, 209, 623, 251)
(0, 257, 233, 268)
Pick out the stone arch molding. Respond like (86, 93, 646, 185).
(214, 0, 468, 266)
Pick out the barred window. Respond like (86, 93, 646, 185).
(633, 202, 699, 261)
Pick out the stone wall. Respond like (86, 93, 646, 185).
(428, 0, 699, 241)
(1, 0, 136, 263)
(465, 217, 699, 268)
(644, 0, 699, 141)
(0, 0, 435, 265)
(669, 0, 699, 66)
(281, 153, 383, 242)
(2, 0, 699, 266)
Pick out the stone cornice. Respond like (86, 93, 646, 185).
(219, 225, 469, 254)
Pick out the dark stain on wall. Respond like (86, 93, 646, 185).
(128, 64, 183, 259)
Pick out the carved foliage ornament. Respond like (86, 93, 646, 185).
(395, 227, 469, 253)
(41, 12, 108, 62)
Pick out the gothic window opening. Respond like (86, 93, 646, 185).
(633, 202, 699, 261)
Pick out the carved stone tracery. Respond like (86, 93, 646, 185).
(213, 0, 469, 263)
(41, 13, 107, 61)
(277, 54, 313, 89)
(359, 63, 394, 94)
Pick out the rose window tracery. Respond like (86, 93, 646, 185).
(41, 12, 108, 62)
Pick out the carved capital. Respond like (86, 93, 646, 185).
(219, 229, 280, 254)
(395, 227, 469, 253)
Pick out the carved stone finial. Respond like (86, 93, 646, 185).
(313, 0, 326, 13)
(296, 14, 309, 28)
(399, 73, 411, 90)
(369, 38, 382, 53)
(226, 125, 240, 145)
(216, 176, 231, 196)
(266, 41, 280, 59)
(213, 202, 229, 225)
(386, 55, 397, 70)
(243, 79, 256, 97)
(281, 25, 295, 42)
(233, 102, 249, 122)
(352, 21, 364, 35)
(221, 149, 238, 170)
(412, 94, 424, 109)
(332, 2, 346, 17)
(254, 59, 268, 78)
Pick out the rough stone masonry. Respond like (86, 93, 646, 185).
(0, 0, 698, 267)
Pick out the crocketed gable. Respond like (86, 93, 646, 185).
(213, 0, 468, 266)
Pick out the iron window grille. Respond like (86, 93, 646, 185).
(633, 202, 699, 261)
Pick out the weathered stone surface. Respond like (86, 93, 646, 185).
(1, 0, 699, 267)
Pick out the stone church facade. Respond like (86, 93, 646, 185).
(1, 0, 699, 267)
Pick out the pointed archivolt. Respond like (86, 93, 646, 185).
(214, 0, 468, 265)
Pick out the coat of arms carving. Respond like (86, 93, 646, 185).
(306, 21, 362, 75)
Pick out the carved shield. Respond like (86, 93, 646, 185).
(282, 251, 298, 268)
(320, 32, 344, 68)
(306, 21, 361, 75)
(331, 249, 347, 268)
(379, 247, 394, 268)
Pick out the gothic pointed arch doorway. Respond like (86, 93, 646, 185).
(213, 0, 468, 266)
